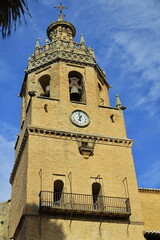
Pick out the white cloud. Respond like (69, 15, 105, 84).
(149, 82, 160, 102)
(89, 0, 160, 115)
(0, 123, 17, 140)
(27, 17, 46, 42)
(0, 123, 17, 202)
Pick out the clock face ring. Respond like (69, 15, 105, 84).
(70, 110, 90, 127)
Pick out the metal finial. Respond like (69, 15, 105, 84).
(54, 3, 68, 20)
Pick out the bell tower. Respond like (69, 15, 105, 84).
(9, 5, 145, 240)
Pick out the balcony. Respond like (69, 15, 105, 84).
(39, 191, 131, 218)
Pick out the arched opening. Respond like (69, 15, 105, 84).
(68, 71, 85, 102)
(38, 74, 50, 97)
(54, 180, 64, 206)
(92, 182, 103, 210)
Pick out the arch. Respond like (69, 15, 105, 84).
(54, 179, 64, 206)
(92, 182, 103, 210)
(68, 71, 86, 102)
(38, 74, 50, 97)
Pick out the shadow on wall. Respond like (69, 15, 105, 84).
(10, 201, 131, 240)
(11, 203, 66, 240)
(40, 216, 66, 240)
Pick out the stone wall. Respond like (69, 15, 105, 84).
(0, 200, 10, 240)
(139, 188, 160, 231)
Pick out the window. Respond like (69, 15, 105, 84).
(53, 180, 64, 207)
(38, 74, 50, 97)
(68, 71, 86, 102)
(92, 182, 103, 210)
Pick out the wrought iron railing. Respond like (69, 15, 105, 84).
(39, 191, 131, 217)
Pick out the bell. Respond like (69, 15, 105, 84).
(70, 86, 81, 101)
(46, 85, 50, 92)
(41, 85, 50, 97)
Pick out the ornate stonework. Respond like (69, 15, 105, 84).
(27, 48, 96, 73)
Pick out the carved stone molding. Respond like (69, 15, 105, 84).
(138, 188, 160, 193)
(78, 141, 95, 159)
(10, 126, 133, 184)
(27, 126, 133, 147)
(26, 50, 95, 73)
(10, 131, 28, 184)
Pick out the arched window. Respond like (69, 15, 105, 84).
(68, 71, 85, 102)
(54, 180, 64, 206)
(38, 74, 50, 97)
(92, 182, 103, 210)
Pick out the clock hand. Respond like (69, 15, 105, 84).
(78, 112, 82, 121)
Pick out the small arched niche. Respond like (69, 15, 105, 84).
(53, 180, 64, 206)
(92, 182, 103, 210)
(38, 74, 51, 97)
(68, 71, 86, 102)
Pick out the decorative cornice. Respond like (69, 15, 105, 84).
(139, 188, 160, 193)
(26, 50, 95, 73)
(27, 125, 133, 147)
(23, 39, 109, 91)
(144, 230, 160, 238)
(130, 221, 144, 226)
(10, 130, 28, 184)
(144, 230, 160, 234)
(10, 125, 133, 184)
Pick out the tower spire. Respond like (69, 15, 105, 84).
(116, 94, 127, 110)
(47, 3, 76, 42)
(54, 3, 68, 21)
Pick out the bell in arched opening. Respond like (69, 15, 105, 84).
(38, 75, 50, 97)
(69, 76, 83, 101)
(69, 71, 84, 102)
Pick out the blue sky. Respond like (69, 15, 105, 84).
(0, 0, 160, 202)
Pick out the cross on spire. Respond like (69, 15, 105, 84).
(54, 3, 68, 15)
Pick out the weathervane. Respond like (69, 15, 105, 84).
(54, 3, 68, 19)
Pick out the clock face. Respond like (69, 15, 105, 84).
(70, 110, 90, 127)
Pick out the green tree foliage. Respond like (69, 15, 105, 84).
(0, 0, 31, 38)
